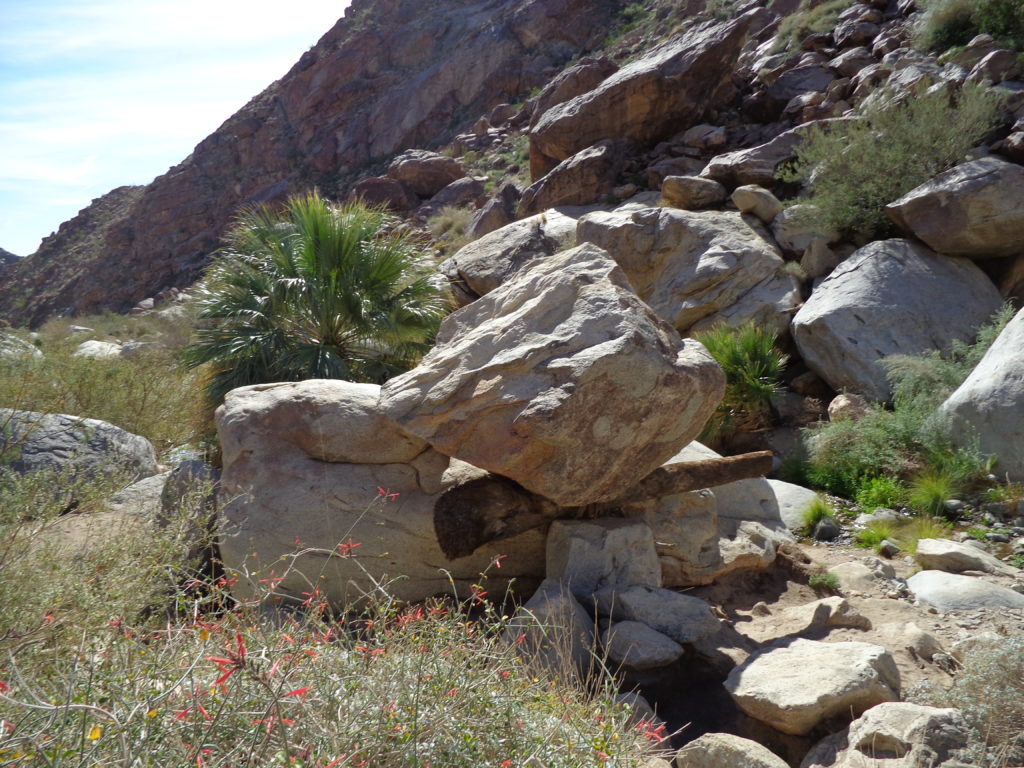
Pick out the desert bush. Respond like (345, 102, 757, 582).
(184, 193, 450, 404)
(694, 323, 787, 448)
(778, 82, 1005, 242)
(915, 0, 1024, 51)
(0, 343, 204, 460)
(802, 306, 1013, 498)
(807, 569, 840, 591)
(854, 475, 907, 512)
(911, 636, 1024, 766)
(771, 0, 856, 54)
(427, 205, 474, 255)
(0, 498, 664, 767)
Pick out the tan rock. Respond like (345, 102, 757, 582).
(529, 13, 756, 171)
(885, 157, 1024, 258)
(731, 185, 784, 223)
(661, 176, 727, 210)
(577, 207, 800, 335)
(519, 140, 632, 215)
(381, 243, 725, 507)
(387, 149, 465, 198)
(724, 638, 900, 735)
(828, 393, 870, 422)
(675, 733, 788, 768)
(215, 380, 545, 608)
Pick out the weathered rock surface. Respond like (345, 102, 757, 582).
(792, 239, 1003, 401)
(731, 185, 784, 223)
(0, 409, 157, 479)
(381, 243, 726, 507)
(529, 13, 756, 172)
(0, 334, 42, 360)
(800, 703, 971, 768)
(940, 305, 1024, 482)
(387, 149, 465, 197)
(907, 570, 1024, 611)
(0, 0, 616, 326)
(915, 537, 1019, 577)
(74, 340, 123, 359)
(701, 124, 804, 188)
(526, 55, 619, 133)
(577, 207, 800, 335)
(594, 584, 721, 644)
(546, 519, 661, 601)
(519, 139, 632, 214)
(216, 379, 546, 606)
(661, 175, 728, 209)
(438, 210, 577, 305)
(602, 620, 685, 670)
(676, 733, 789, 768)
(506, 578, 595, 680)
(886, 156, 1024, 258)
(724, 639, 900, 735)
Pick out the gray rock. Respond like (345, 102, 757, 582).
(594, 584, 721, 644)
(387, 149, 465, 198)
(519, 139, 633, 214)
(381, 243, 726, 507)
(800, 702, 970, 768)
(104, 472, 170, 519)
(507, 579, 596, 681)
(731, 185, 784, 223)
(724, 638, 900, 735)
(74, 340, 122, 359)
(915, 538, 1019, 577)
(940, 305, 1024, 482)
(908, 570, 1024, 610)
(766, 479, 821, 532)
(0, 409, 157, 479)
(577, 207, 800, 335)
(792, 239, 1003, 401)
(886, 157, 1024, 258)
(439, 210, 577, 306)
(465, 183, 521, 240)
(602, 620, 685, 670)
(0, 333, 42, 360)
(546, 518, 661, 601)
(701, 124, 804, 187)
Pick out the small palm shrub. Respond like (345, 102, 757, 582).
(184, 193, 450, 404)
(694, 323, 787, 448)
(778, 82, 1005, 242)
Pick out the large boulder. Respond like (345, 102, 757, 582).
(800, 703, 971, 768)
(518, 139, 633, 215)
(529, 13, 757, 173)
(907, 570, 1024, 611)
(215, 380, 546, 607)
(915, 537, 1019, 577)
(940, 305, 1024, 481)
(0, 333, 42, 360)
(439, 210, 578, 306)
(381, 243, 725, 507)
(387, 149, 466, 198)
(885, 157, 1024, 258)
(594, 584, 721, 644)
(546, 518, 661, 601)
(724, 639, 901, 735)
(526, 55, 619, 133)
(577, 207, 800, 335)
(792, 239, 1003, 401)
(0, 409, 158, 479)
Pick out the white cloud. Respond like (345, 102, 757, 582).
(0, 0, 351, 255)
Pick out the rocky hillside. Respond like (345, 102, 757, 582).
(0, 0, 620, 327)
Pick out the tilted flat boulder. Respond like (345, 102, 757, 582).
(724, 638, 900, 735)
(886, 157, 1024, 258)
(907, 570, 1024, 611)
(577, 207, 800, 335)
(518, 139, 633, 215)
(216, 380, 545, 607)
(387, 149, 466, 198)
(529, 12, 756, 172)
(915, 537, 1019, 577)
(381, 243, 725, 507)
(792, 239, 1003, 401)
(940, 305, 1024, 482)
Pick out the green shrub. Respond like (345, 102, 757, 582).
(694, 323, 787, 448)
(911, 636, 1024, 765)
(771, 0, 856, 54)
(184, 193, 450, 404)
(802, 306, 1012, 498)
(778, 82, 1005, 242)
(808, 569, 840, 591)
(855, 519, 898, 550)
(854, 475, 908, 511)
(799, 495, 837, 536)
(915, 0, 1024, 51)
(907, 468, 958, 516)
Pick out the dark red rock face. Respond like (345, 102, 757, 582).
(0, 0, 613, 327)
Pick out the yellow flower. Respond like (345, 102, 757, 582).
(88, 725, 103, 741)
(198, 628, 210, 641)
(146, 709, 157, 719)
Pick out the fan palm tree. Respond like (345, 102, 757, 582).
(184, 192, 449, 403)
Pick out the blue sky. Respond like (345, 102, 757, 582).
(0, 0, 352, 256)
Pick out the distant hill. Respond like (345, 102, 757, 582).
(0, 248, 19, 267)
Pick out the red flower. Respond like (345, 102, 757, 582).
(282, 686, 312, 698)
